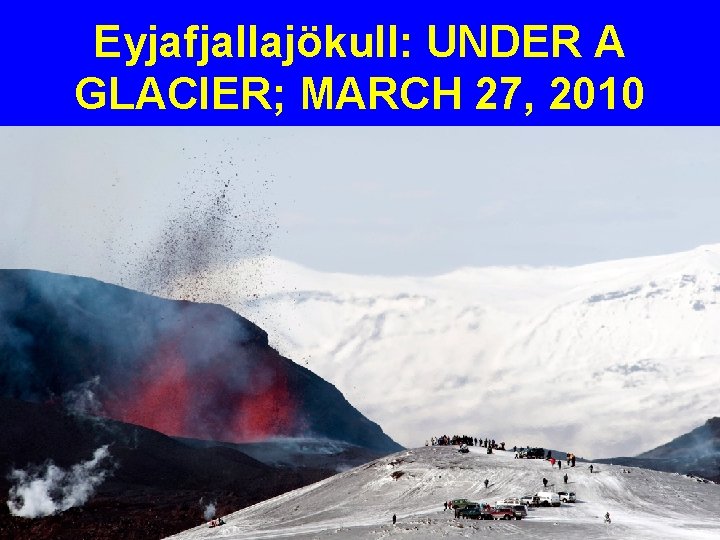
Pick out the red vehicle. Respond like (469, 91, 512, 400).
(488, 507, 518, 520)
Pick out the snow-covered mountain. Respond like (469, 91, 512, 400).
(166, 445, 720, 540)
(169, 244, 720, 458)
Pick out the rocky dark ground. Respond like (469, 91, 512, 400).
(0, 399, 371, 540)
(0, 269, 402, 539)
(0, 488, 300, 540)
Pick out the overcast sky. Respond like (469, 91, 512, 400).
(1, 127, 719, 278)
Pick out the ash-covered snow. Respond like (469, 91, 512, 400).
(165, 445, 720, 539)
(168, 244, 720, 458)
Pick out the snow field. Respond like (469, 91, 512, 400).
(167, 445, 720, 539)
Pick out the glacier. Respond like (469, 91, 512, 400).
(167, 244, 720, 458)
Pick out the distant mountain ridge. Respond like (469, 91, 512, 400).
(0, 269, 401, 453)
(593, 417, 720, 482)
(639, 417, 720, 460)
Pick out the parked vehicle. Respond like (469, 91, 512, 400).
(536, 491, 561, 507)
(519, 447, 545, 459)
(458, 507, 486, 520)
(458, 503, 491, 520)
(451, 499, 477, 510)
(488, 507, 518, 520)
(497, 497, 521, 505)
(557, 491, 576, 503)
(520, 494, 540, 506)
(495, 504, 527, 519)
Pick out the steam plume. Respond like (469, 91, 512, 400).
(62, 376, 104, 416)
(203, 501, 217, 521)
(7, 445, 112, 518)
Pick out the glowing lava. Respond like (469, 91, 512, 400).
(104, 341, 296, 443)
(231, 373, 295, 441)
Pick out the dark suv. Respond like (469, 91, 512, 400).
(458, 504, 494, 520)
(519, 447, 545, 459)
(460, 508, 488, 520)
(451, 499, 476, 510)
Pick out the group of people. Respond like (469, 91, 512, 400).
(208, 517, 225, 528)
(549, 450, 578, 467)
(485, 439, 505, 450)
(510, 446, 581, 468)
(542, 462, 597, 487)
(428, 435, 505, 450)
(430, 435, 474, 446)
(544, 451, 578, 467)
(415, 438, 615, 530)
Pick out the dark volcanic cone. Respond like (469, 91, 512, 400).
(0, 269, 401, 453)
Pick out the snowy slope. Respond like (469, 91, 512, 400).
(169, 244, 720, 458)
(166, 445, 720, 540)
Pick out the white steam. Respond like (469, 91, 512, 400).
(203, 501, 217, 521)
(7, 445, 112, 518)
(62, 376, 104, 416)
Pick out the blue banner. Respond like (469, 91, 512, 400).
(2, 1, 717, 125)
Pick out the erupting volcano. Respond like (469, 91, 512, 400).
(0, 269, 401, 452)
(103, 339, 296, 442)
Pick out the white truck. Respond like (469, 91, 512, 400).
(535, 491, 561, 507)
(557, 491, 576, 503)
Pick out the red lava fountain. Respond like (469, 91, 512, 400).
(104, 342, 296, 442)
(106, 344, 191, 436)
(231, 375, 295, 441)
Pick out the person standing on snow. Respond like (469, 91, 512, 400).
(589, 464, 594, 473)
(484, 478, 489, 488)
(444, 501, 447, 511)
(393, 514, 397, 525)
(564, 473, 568, 484)
(542, 477, 548, 488)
